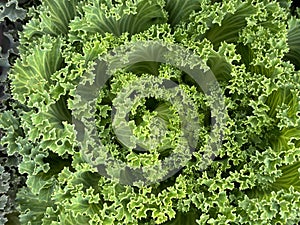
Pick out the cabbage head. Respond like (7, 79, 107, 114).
(1, 0, 300, 224)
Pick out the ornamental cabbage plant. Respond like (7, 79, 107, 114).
(1, 0, 300, 224)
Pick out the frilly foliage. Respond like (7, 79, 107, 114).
(1, 0, 41, 224)
(1, 0, 300, 224)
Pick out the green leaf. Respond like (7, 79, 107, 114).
(10, 35, 64, 105)
(165, 0, 201, 26)
(22, 0, 80, 38)
(204, 1, 256, 46)
(69, 0, 167, 39)
(285, 17, 300, 70)
(17, 185, 57, 225)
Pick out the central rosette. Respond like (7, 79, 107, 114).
(72, 40, 225, 186)
(98, 72, 199, 168)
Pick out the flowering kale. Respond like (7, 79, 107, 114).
(1, 0, 300, 224)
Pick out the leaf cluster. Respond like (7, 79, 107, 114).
(1, 0, 300, 224)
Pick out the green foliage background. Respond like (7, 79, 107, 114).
(1, 1, 40, 224)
